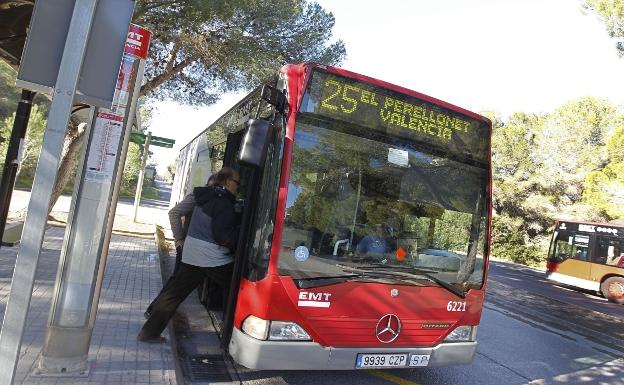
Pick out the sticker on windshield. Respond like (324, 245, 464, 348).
(294, 246, 309, 262)
(388, 148, 409, 167)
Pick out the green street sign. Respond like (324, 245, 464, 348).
(129, 132, 145, 145)
(130, 132, 175, 148)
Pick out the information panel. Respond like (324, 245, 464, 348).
(301, 70, 490, 163)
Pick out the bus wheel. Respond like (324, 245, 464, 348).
(601, 277, 624, 304)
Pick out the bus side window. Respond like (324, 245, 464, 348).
(552, 232, 574, 262)
(570, 234, 589, 261)
(573, 249, 588, 261)
(595, 237, 624, 266)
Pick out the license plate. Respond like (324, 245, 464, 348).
(356, 353, 408, 368)
(409, 354, 430, 367)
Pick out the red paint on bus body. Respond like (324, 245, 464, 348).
(235, 274, 485, 347)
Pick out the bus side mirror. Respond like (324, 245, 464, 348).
(238, 119, 275, 169)
(261, 84, 286, 114)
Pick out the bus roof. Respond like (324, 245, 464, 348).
(555, 219, 624, 230)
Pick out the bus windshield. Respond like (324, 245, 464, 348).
(278, 117, 488, 288)
(549, 230, 591, 262)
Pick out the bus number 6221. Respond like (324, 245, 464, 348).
(447, 301, 466, 312)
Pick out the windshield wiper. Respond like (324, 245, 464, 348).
(295, 274, 359, 289)
(293, 265, 424, 289)
(294, 272, 398, 289)
(336, 264, 467, 299)
(354, 264, 438, 273)
(419, 272, 466, 299)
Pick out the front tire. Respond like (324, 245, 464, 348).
(601, 277, 624, 304)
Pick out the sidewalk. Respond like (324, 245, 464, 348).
(0, 224, 178, 385)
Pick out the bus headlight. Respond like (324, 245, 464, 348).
(242, 315, 269, 340)
(269, 321, 311, 341)
(242, 316, 311, 341)
(444, 326, 475, 342)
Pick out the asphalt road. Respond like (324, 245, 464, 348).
(488, 261, 624, 319)
(153, 179, 172, 203)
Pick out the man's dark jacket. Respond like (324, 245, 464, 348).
(181, 185, 238, 267)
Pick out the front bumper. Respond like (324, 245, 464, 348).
(229, 327, 477, 370)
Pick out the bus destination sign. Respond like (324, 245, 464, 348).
(560, 222, 620, 236)
(301, 70, 490, 163)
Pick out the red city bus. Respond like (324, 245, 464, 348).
(170, 62, 492, 370)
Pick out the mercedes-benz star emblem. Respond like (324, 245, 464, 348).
(375, 314, 401, 343)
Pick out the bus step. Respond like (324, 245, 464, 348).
(186, 354, 232, 383)
(208, 309, 224, 335)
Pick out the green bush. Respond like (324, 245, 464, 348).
(491, 215, 545, 266)
(121, 142, 142, 192)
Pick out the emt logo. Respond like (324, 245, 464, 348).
(298, 291, 331, 308)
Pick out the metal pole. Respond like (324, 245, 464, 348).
(0, 90, 35, 248)
(0, 1, 98, 383)
(133, 131, 151, 222)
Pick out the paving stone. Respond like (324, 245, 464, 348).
(0, 226, 177, 385)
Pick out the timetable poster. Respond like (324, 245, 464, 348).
(85, 112, 124, 183)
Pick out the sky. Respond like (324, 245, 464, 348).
(148, 0, 624, 174)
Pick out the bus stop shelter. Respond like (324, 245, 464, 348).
(0, 1, 33, 68)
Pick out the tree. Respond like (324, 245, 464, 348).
(487, 97, 624, 265)
(491, 111, 551, 229)
(583, 0, 624, 56)
(0, 61, 50, 173)
(583, 126, 624, 218)
(47, 0, 346, 213)
(534, 97, 622, 214)
(0, 61, 21, 119)
(164, 159, 177, 182)
(0, 104, 46, 181)
(47, 117, 86, 213)
(133, 0, 345, 104)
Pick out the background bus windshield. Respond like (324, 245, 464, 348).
(278, 117, 488, 287)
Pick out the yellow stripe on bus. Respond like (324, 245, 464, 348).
(366, 370, 421, 385)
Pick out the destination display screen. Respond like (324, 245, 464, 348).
(300, 70, 490, 163)
(558, 221, 621, 236)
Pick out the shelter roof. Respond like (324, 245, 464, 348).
(0, 1, 33, 68)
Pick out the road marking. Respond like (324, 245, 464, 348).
(366, 370, 421, 385)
